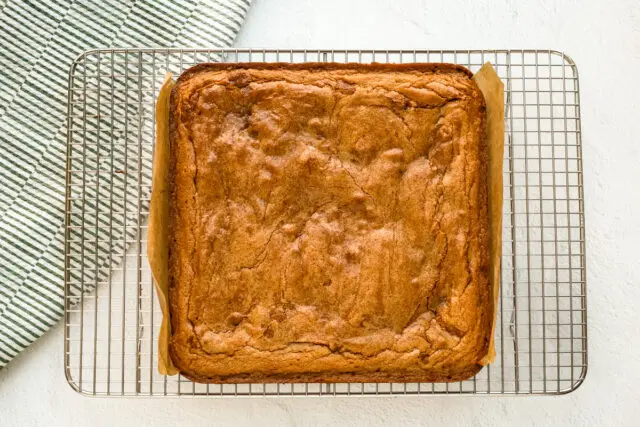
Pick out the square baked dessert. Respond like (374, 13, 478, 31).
(168, 63, 492, 383)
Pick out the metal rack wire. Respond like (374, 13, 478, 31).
(64, 49, 587, 396)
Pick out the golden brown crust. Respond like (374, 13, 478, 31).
(168, 62, 490, 383)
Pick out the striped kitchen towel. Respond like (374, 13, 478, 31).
(0, 0, 253, 369)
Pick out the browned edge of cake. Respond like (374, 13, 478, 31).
(174, 362, 484, 384)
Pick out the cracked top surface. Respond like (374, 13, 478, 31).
(168, 63, 491, 383)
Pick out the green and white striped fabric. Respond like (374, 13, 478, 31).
(0, 0, 253, 369)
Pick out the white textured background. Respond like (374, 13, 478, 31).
(1, 0, 639, 425)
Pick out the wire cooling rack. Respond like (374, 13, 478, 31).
(64, 49, 587, 396)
